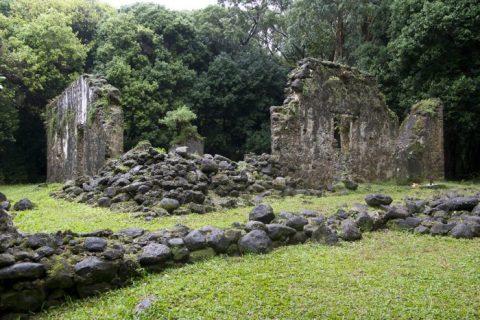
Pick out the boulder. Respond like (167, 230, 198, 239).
(311, 224, 338, 245)
(1, 200, 10, 211)
(184, 230, 207, 250)
(365, 194, 393, 207)
(340, 219, 362, 241)
(13, 198, 35, 211)
(448, 197, 479, 211)
(286, 215, 308, 231)
(450, 223, 474, 239)
(138, 244, 172, 266)
(74, 257, 117, 284)
(265, 224, 296, 241)
(0, 191, 6, 202)
(238, 230, 273, 254)
(84, 237, 108, 252)
(245, 220, 266, 232)
(200, 158, 219, 174)
(0, 262, 45, 280)
(356, 212, 374, 232)
(159, 198, 180, 212)
(249, 204, 275, 224)
(343, 179, 358, 191)
(97, 197, 111, 208)
(117, 228, 145, 238)
(384, 206, 411, 220)
(0, 288, 46, 312)
(471, 203, 480, 216)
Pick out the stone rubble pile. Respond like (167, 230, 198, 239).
(51, 143, 320, 217)
(2, 191, 480, 317)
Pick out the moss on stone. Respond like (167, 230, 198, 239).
(411, 98, 442, 117)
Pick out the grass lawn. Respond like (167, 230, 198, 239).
(1, 182, 480, 319)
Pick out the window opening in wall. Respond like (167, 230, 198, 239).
(333, 117, 341, 149)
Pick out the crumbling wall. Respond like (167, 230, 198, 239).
(271, 58, 444, 187)
(46, 75, 124, 182)
(395, 99, 444, 183)
(271, 59, 399, 187)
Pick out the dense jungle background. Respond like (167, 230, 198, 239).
(0, 0, 479, 182)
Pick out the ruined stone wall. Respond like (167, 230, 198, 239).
(271, 59, 399, 187)
(395, 99, 445, 183)
(271, 58, 444, 187)
(46, 75, 124, 182)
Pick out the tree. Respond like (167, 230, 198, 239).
(160, 105, 202, 145)
(192, 49, 286, 159)
(379, 0, 480, 179)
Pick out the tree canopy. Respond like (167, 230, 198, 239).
(0, 0, 479, 181)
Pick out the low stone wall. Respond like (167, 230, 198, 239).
(2, 192, 480, 317)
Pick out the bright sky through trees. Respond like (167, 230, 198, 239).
(100, 0, 217, 10)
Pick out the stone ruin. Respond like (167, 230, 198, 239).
(51, 142, 321, 217)
(271, 58, 444, 187)
(46, 74, 124, 182)
(2, 188, 480, 317)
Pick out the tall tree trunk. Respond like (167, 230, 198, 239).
(333, 14, 345, 62)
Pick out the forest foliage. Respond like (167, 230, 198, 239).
(0, 0, 479, 182)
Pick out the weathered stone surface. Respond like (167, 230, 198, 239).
(271, 58, 444, 186)
(46, 74, 123, 182)
(265, 224, 296, 241)
(159, 198, 180, 212)
(0, 263, 45, 280)
(395, 99, 444, 183)
(13, 198, 34, 211)
(450, 223, 474, 239)
(117, 228, 145, 238)
(74, 257, 117, 284)
(138, 244, 172, 266)
(0, 192, 6, 202)
(365, 194, 393, 207)
(249, 204, 275, 224)
(239, 230, 272, 254)
(84, 237, 107, 252)
(340, 219, 362, 241)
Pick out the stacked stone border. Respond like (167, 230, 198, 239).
(1, 192, 480, 318)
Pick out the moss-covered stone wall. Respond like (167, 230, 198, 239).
(271, 58, 444, 187)
(46, 75, 124, 182)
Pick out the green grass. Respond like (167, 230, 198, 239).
(35, 231, 480, 320)
(2, 182, 480, 234)
(2, 182, 480, 319)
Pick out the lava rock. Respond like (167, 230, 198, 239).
(450, 223, 474, 239)
(245, 220, 267, 232)
(159, 198, 180, 212)
(385, 206, 411, 220)
(238, 230, 273, 254)
(200, 158, 219, 174)
(0, 253, 15, 268)
(286, 215, 308, 231)
(343, 179, 358, 191)
(0, 262, 45, 280)
(13, 198, 35, 211)
(365, 194, 393, 207)
(184, 230, 207, 250)
(340, 219, 362, 241)
(0, 192, 6, 202)
(448, 197, 479, 211)
(74, 257, 117, 284)
(265, 224, 296, 241)
(84, 237, 108, 252)
(311, 224, 338, 245)
(1, 200, 10, 211)
(138, 244, 172, 266)
(430, 222, 455, 236)
(249, 204, 275, 223)
(97, 197, 112, 208)
(356, 212, 374, 232)
(117, 228, 145, 238)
